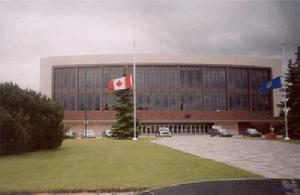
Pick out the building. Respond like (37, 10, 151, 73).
(40, 54, 282, 136)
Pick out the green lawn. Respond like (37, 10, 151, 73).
(235, 136, 300, 145)
(0, 139, 260, 193)
(281, 139, 300, 144)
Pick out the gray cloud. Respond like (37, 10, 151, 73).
(0, 0, 299, 90)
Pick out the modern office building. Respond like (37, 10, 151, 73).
(40, 54, 282, 136)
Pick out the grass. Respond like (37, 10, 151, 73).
(0, 138, 261, 193)
(235, 136, 300, 144)
(281, 139, 300, 144)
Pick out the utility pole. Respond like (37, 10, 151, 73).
(132, 24, 137, 141)
(84, 70, 88, 138)
(282, 24, 290, 141)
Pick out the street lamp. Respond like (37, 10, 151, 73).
(84, 104, 88, 138)
(283, 107, 290, 141)
(281, 24, 290, 141)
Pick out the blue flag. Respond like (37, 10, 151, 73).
(259, 76, 282, 92)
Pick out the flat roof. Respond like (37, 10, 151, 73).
(41, 53, 281, 67)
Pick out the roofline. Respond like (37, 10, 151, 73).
(41, 53, 280, 62)
(40, 53, 281, 68)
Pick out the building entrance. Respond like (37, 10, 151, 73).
(140, 123, 213, 135)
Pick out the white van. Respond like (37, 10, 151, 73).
(81, 129, 96, 138)
(156, 127, 172, 137)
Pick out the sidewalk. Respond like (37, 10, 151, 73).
(153, 136, 300, 178)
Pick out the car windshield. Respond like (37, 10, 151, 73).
(159, 128, 169, 132)
(212, 126, 222, 130)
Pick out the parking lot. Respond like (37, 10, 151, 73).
(153, 136, 300, 178)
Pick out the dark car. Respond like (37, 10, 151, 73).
(209, 126, 233, 137)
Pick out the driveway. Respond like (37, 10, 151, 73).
(153, 136, 300, 178)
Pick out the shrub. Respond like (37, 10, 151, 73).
(0, 108, 30, 155)
(0, 82, 64, 155)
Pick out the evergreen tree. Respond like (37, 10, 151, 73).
(0, 82, 64, 155)
(111, 67, 139, 139)
(287, 46, 300, 138)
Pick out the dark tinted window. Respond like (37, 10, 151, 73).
(53, 66, 271, 112)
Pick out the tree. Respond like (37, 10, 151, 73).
(0, 82, 65, 155)
(0, 107, 30, 155)
(286, 46, 300, 138)
(111, 67, 139, 139)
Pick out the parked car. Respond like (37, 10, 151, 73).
(209, 126, 233, 137)
(64, 130, 75, 138)
(103, 129, 112, 137)
(246, 128, 262, 137)
(155, 127, 172, 137)
(81, 129, 96, 138)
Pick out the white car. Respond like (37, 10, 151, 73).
(156, 127, 172, 137)
(246, 128, 262, 137)
(103, 129, 112, 137)
(64, 130, 74, 138)
(81, 129, 96, 138)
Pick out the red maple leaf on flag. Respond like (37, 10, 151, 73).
(116, 80, 123, 87)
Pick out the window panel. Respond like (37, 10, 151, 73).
(162, 95, 169, 110)
(94, 68, 101, 110)
(153, 95, 161, 110)
(151, 69, 161, 93)
(203, 67, 226, 111)
(180, 95, 186, 110)
(69, 68, 76, 110)
(251, 69, 271, 111)
(53, 68, 77, 111)
(137, 95, 143, 110)
(169, 95, 177, 111)
(178, 67, 202, 111)
(54, 69, 62, 107)
(78, 68, 86, 110)
(228, 68, 249, 111)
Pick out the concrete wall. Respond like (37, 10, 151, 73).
(40, 53, 282, 117)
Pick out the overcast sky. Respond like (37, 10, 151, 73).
(0, 0, 299, 91)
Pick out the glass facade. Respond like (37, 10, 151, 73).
(53, 65, 271, 112)
(228, 68, 249, 111)
(203, 67, 226, 111)
(251, 69, 272, 111)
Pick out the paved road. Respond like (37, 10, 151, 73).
(153, 136, 300, 178)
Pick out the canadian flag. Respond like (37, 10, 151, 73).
(107, 74, 132, 91)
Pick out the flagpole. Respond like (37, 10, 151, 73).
(282, 24, 290, 141)
(132, 24, 138, 141)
